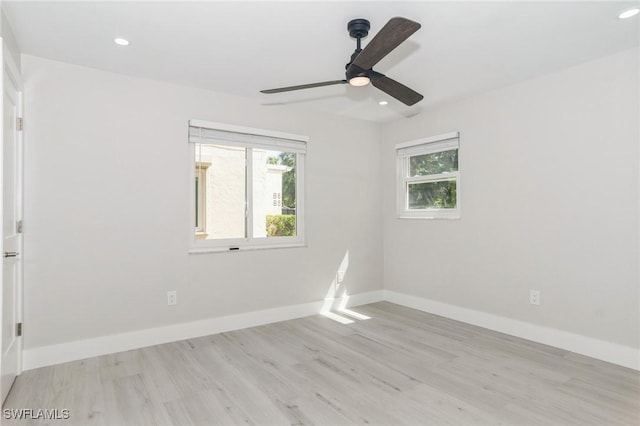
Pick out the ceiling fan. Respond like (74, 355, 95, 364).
(260, 17, 423, 106)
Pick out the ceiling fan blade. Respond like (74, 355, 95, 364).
(261, 80, 347, 94)
(352, 17, 421, 70)
(371, 74, 423, 106)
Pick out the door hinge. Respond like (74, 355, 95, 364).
(16, 220, 23, 234)
(16, 117, 23, 131)
(16, 323, 22, 337)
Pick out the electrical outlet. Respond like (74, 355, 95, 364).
(167, 291, 177, 306)
(530, 290, 540, 306)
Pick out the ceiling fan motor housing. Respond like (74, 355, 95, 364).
(348, 18, 370, 39)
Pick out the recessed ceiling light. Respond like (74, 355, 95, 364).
(113, 38, 130, 46)
(379, 100, 389, 106)
(619, 8, 639, 19)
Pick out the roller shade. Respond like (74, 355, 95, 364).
(396, 133, 458, 157)
(189, 121, 307, 154)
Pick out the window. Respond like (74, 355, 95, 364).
(396, 132, 460, 219)
(189, 120, 306, 252)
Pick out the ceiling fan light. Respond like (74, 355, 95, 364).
(349, 76, 370, 87)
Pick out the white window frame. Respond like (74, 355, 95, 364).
(396, 132, 460, 219)
(188, 120, 307, 253)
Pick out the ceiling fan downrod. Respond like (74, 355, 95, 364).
(347, 18, 370, 60)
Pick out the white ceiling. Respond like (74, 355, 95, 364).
(4, 1, 639, 123)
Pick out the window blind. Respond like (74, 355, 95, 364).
(189, 122, 307, 154)
(396, 133, 459, 157)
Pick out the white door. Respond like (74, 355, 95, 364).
(1, 48, 23, 404)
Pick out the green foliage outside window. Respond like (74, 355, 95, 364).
(409, 149, 458, 209)
(266, 215, 296, 237)
(409, 181, 457, 209)
(409, 149, 458, 176)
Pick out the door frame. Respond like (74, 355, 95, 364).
(0, 40, 24, 381)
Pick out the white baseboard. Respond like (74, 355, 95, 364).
(341, 289, 386, 307)
(23, 288, 638, 372)
(384, 290, 640, 371)
(22, 290, 385, 371)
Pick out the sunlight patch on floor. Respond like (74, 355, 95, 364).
(320, 311, 355, 324)
(338, 308, 371, 320)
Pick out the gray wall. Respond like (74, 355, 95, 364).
(22, 55, 383, 349)
(382, 48, 639, 348)
(1, 6, 21, 70)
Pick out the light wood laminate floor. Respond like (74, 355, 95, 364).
(3, 302, 639, 425)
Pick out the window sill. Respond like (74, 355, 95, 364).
(397, 213, 461, 220)
(189, 242, 306, 254)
